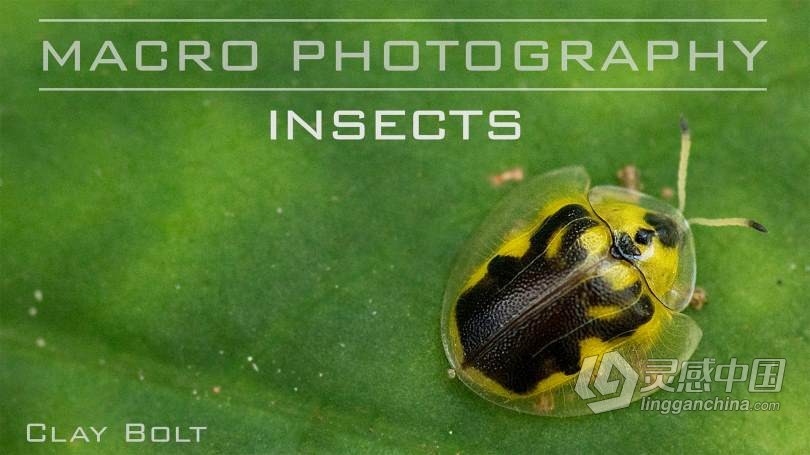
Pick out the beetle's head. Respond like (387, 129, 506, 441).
(609, 207, 683, 265)
(587, 118, 766, 311)
(589, 188, 692, 309)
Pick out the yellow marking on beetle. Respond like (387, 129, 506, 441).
(632, 298, 670, 345)
(545, 231, 564, 258)
(534, 371, 575, 393)
(499, 230, 532, 258)
(460, 265, 488, 294)
(461, 364, 528, 398)
(577, 227, 611, 256)
(587, 305, 624, 320)
(598, 260, 639, 291)
(643, 243, 680, 300)
(579, 337, 614, 361)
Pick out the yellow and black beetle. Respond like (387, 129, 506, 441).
(441, 120, 766, 416)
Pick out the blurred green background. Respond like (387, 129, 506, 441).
(1, 1, 808, 453)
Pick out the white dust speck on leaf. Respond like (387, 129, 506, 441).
(247, 355, 253, 362)
(34, 290, 43, 302)
(251, 363, 260, 372)
(28, 307, 37, 317)
(35, 337, 46, 348)
(276, 207, 283, 214)
(318, 372, 324, 378)
(137, 370, 145, 381)
(212, 385, 221, 394)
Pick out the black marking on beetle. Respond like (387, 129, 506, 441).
(614, 232, 641, 260)
(526, 203, 593, 258)
(635, 228, 655, 246)
(454, 203, 656, 394)
(487, 255, 523, 282)
(455, 204, 595, 358)
(644, 212, 681, 247)
(462, 276, 653, 394)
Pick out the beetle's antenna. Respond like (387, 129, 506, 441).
(689, 217, 767, 233)
(678, 117, 767, 234)
(677, 116, 690, 213)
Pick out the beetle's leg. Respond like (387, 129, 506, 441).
(688, 287, 708, 310)
(534, 392, 555, 413)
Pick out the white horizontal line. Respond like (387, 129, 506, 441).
(38, 87, 768, 92)
(38, 18, 768, 23)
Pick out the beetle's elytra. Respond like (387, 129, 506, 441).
(441, 121, 766, 416)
